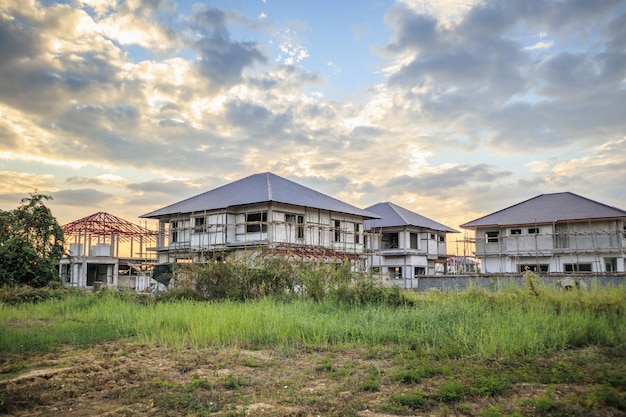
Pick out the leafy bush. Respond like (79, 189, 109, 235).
(168, 255, 298, 301)
(433, 379, 465, 402)
(470, 374, 512, 397)
(392, 389, 429, 409)
(0, 284, 82, 305)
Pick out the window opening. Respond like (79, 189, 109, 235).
(485, 231, 499, 243)
(286, 214, 304, 239)
(519, 264, 549, 273)
(605, 258, 618, 272)
(246, 212, 267, 233)
(333, 219, 341, 242)
(194, 217, 205, 233)
(382, 232, 399, 249)
(410, 233, 418, 249)
(564, 263, 592, 273)
(170, 221, 179, 243)
(510, 229, 521, 235)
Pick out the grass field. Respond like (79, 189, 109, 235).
(1, 281, 625, 416)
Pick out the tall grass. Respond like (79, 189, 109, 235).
(1, 283, 625, 357)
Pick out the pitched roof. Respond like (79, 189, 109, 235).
(140, 172, 380, 219)
(460, 192, 626, 228)
(63, 212, 157, 241)
(364, 202, 457, 233)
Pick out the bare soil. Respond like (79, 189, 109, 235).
(1, 342, 625, 416)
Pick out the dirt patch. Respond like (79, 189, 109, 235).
(1, 343, 625, 416)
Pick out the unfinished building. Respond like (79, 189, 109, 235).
(460, 192, 626, 274)
(140, 172, 381, 275)
(364, 202, 458, 287)
(59, 212, 158, 290)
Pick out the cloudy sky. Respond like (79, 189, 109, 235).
(1, 0, 625, 246)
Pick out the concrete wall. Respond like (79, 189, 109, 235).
(390, 274, 626, 292)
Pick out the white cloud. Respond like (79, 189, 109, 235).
(277, 41, 309, 65)
(327, 61, 341, 74)
(524, 40, 554, 50)
(525, 160, 550, 173)
(0, 171, 57, 194)
(398, 0, 485, 23)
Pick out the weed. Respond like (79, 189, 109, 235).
(524, 269, 540, 297)
(242, 358, 263, 368)
(479, 404, 504, 417)
(433, 379, 465, 402)
(315, 355, 333, 372)
(222, 374, 246, 390)
(392, 363, 441, 383)
(392, 389, 428, 410)
(470, 374, 511, 397)
(360, 366, 382, 392)
(587, 384, 626, 411)
(187, 375, 214, 391)
(530, 386, 559, 414)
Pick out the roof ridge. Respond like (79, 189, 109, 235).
(565, 191, 626, 214)
(460, 193, 546, 226)
(388, 201, 411, 225)
(266, 172, 273, 200)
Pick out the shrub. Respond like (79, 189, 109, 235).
(169, 255, 298, 301)
(0, 284, 82, 305)
(392, 389, 428, 409)
(433, 379, 465, 402)
(361, 366, 382, 391)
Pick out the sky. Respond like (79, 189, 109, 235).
(1, 0, 625, 250)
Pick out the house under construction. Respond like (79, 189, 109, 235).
(140, 172, 382, 277)
(461, 192, 626, 274)
(59, 211, 158, 290)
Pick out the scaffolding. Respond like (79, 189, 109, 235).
(466, 223, 625, 274)
(149, 209, 380, 268)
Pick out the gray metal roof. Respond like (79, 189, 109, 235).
(460, 192, 626, 228)
(140, 172, 380, 219)
(364, 202, 458, 233)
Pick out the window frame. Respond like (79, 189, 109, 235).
(410, 233, 418, 249)
(246, 211, 267, 233)
(333, 219, 341, 242)
(564, 263, 592, 273)
(285, 213, 305, 239)
(485, 231, 499, 243)
(170, 221, 179, 243)
(193, 216, 205, 233)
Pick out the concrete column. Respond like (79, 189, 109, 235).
(111, 262, 119, 286)
(81, 260, 87, 287)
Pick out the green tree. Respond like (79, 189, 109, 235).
(0, 194, 65, 287)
